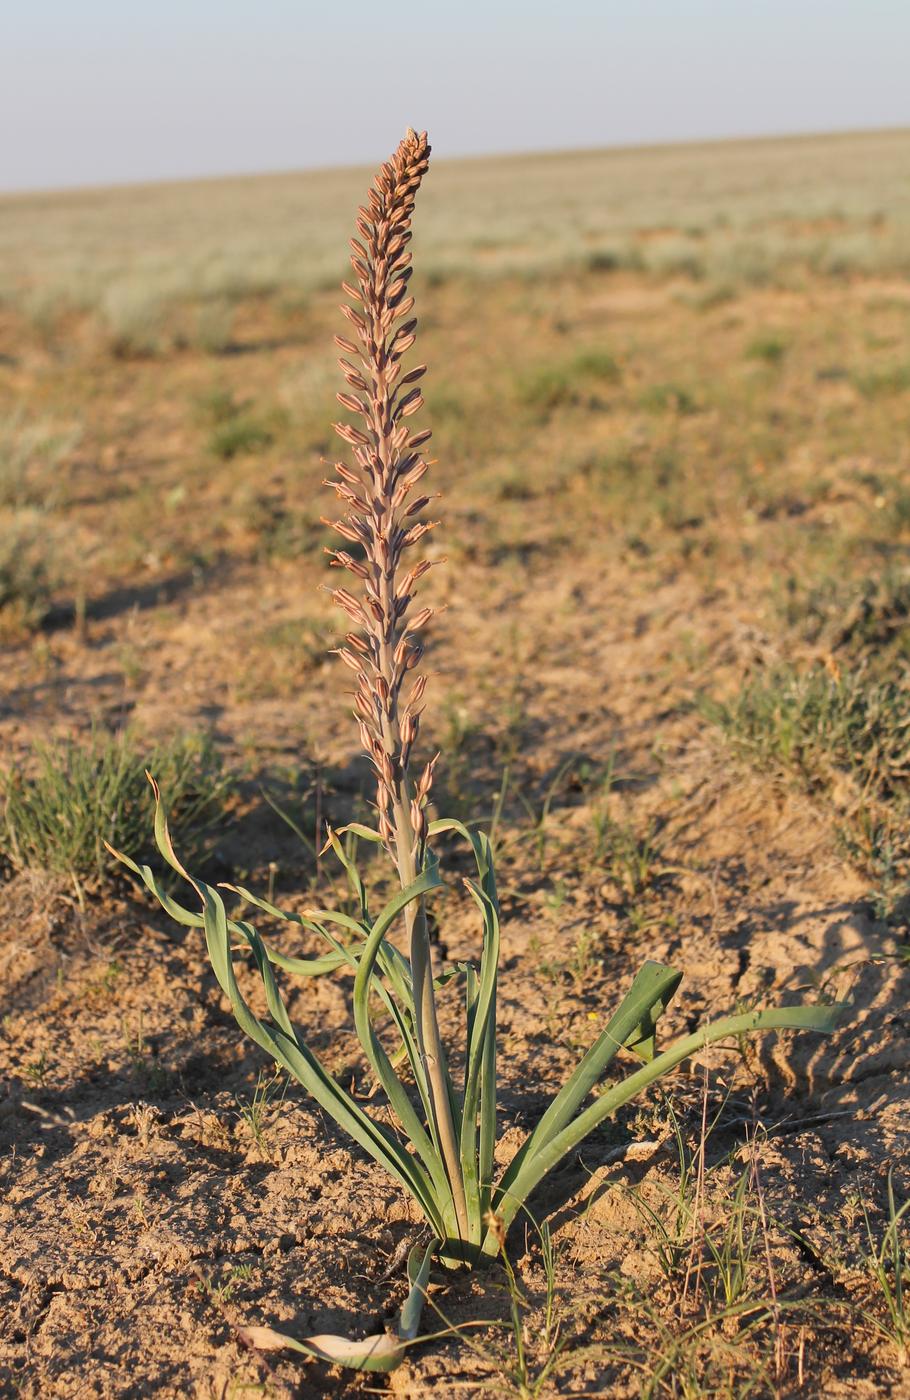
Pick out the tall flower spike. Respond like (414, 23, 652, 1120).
(326, 128, 438, 865)
(325, 130, 471, 1244)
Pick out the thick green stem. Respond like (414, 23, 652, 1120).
(370, 452, 469, 1243)
(392, 805, 471, 1244)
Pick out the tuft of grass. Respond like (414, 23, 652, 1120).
(0, 418, 79, 633)
(703, 662, 910, 919)
(851, 361, 910, 399)
(781, 568, 910, 664)
(197, 386, 278, 460)
(689, 282, 738, 310)
(602, 818, 662, 901)
(234, 1069, 288, 1158)
(189, 299, 235, 354)
(638, 381, 698, 415)
(195, 1263, 255, 1306)
(585, 244, 644, 274)
(0, 512, 62, 632)
(702, 665, 910, 807)
(209, 414, 275, 461)
(641, 236, 707, 281)
(0, 414, 80, 509)
(516, 348, 621, 416)
(860, 1169, 910, 1367)
(101, 280, 167, 358)
(745, 332, 788, 365)
(1, 730, 232, 890)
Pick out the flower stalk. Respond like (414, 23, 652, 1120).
(324, 129, 469, 1243)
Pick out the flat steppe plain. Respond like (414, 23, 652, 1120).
(1, 129, 909, 1397)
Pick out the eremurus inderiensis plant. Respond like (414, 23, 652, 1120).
(108, 130, 845, 1371)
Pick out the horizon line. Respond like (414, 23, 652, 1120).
(3, 120, 908, 203)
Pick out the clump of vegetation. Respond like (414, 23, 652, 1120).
(517, 348, 621, 416)
(188, 298, 235, 355)
(198, 387, 278, 460)
(851, 361, 910, 399)
(782, 567, 910, 664)
(704, 662, 910, 918)
(861, 1170, 910, 1367)
(638, 381, 698, 415)
(0, 417, 80, 631)
(3, 729, 231, 891)
(0, 414, 79, 509)
(113, 131, 842, 1373)
(745, 332, 788, 365)
(0, 512, 61, 632)
(704, 664, 910, 798)
(101, 279, 168, 358)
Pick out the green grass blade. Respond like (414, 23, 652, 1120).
(258, 784, 317, 860)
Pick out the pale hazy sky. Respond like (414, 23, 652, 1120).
(2, 1, 908, 193)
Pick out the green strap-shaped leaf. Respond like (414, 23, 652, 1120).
(495, 959, 682, 1207)
(246, 861, 444, 1190)
(428, 819, 501, 1242)
(352, 863, 452, 1213)
(458, 874, 499, 1241)
(223, 882, 335, 934)
(323, 825, 370, 922)
(262, 945, 350, 977)
(478, 963, 497, 1223)
(139, 780, 448, 1237)
(462, 961, 482, 1232)
(228, 879, 435, 1127)
(399, 1236, 437, 1339)
(226, 882, 414, 1003)
(488, 1000, 845, 1246)
(428, 817, 493, 880)
(104, 842, 204, 927)
(200, 878, 447, 1235)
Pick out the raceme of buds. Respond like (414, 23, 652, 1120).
(324, 129, 440, 870)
